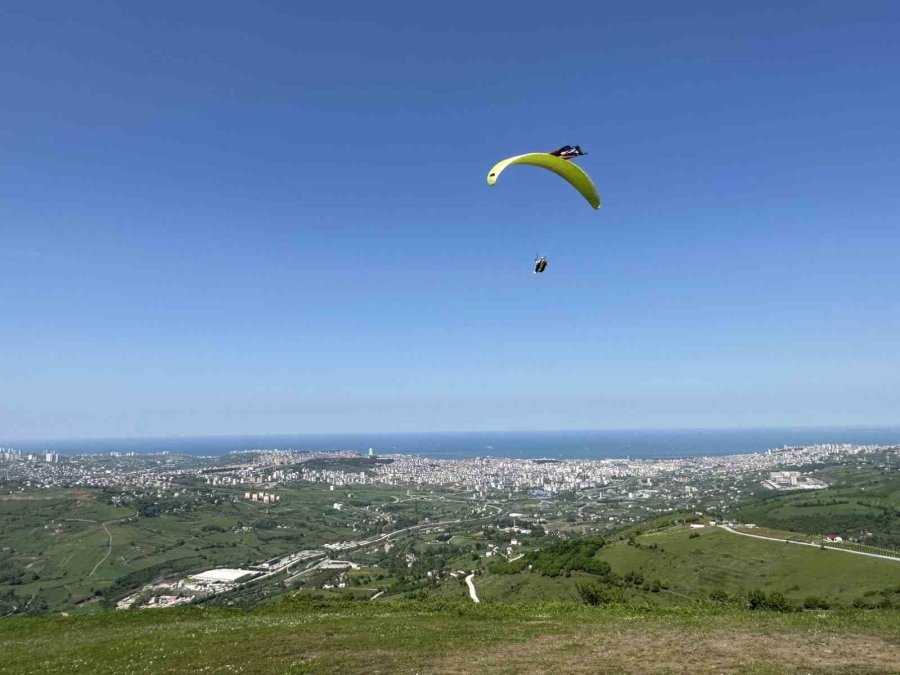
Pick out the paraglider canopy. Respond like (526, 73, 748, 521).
(486, 146, 600, 209)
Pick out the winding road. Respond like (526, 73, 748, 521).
(465, 573, 480, 603)
(720, 526, 900, 563)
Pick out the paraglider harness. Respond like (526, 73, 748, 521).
(534, 256, 548, 274)
(549, 145, 586, 160)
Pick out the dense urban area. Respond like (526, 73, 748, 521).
(1, 442, 898, 616)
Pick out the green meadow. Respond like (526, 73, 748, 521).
(1, 599, 897, 674)
(459, 525, 900, 609)
(596, 526, 900, 607)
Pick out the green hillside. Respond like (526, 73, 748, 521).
(597, 527, 900, 607)
(0, 483, 464, 614)
(1, 599, 897, 674)
(731, 468, 900, 548)
(466, 526, 900, 608)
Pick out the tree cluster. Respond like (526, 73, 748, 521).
(526, 536, 611, 578)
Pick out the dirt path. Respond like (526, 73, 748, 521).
(465, 573, 480, 603)
(90, 522, 113, 576)
(64, 518, 115, 576)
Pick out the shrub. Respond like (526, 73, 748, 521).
(747, 589, 767, 610)
(487, 558, 526, 575)
(576, 581, 608, 606)
(709, 589, 729, 604)
(803, 596, 830, 610)
(624, 571, 644, 586)
(764, 591, 794, 613)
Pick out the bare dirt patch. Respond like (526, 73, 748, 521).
(430, 624, 900, 674)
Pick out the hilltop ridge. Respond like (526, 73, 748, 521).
(1, 599, 898, 674)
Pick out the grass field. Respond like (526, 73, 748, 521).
(596, 526, 900, 606)
(475, 570, 588, 602)
(1, 599, 897, 674)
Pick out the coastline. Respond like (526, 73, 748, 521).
(3, 426, 900, 461)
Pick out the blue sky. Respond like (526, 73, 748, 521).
(2, 2, 899, 439)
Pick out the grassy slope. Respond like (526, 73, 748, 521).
(1, 600, 898, 674)
(466, 527, 900, 607)
(596, 527, 900, 605)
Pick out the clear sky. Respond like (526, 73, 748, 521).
(2, 2, 899, 439)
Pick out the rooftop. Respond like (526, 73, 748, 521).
(191, 568, 258, 583)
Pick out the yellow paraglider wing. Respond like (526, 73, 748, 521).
(486, 153, 601, 209)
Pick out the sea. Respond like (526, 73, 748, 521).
(4, 427, 900, 460)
